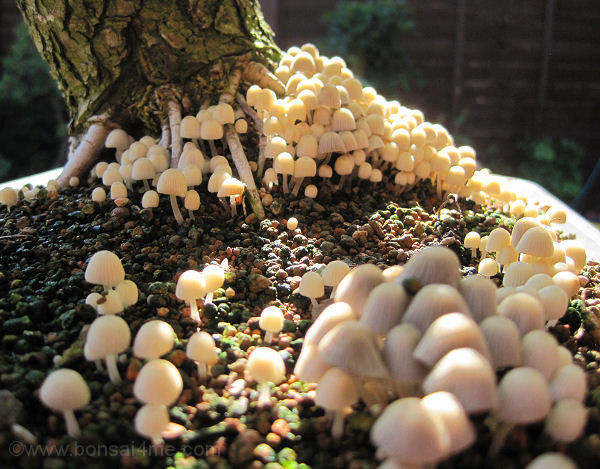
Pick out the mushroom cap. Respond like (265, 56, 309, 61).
(545, 399, 588, 443)
(157, 168, 187, 198)
(186, 331, 218, 364)
(549, 364, 586, 403)
(525, 453, 577, 469)
(131, 158, 155, 181)
(334, 263, 383, 314)
(184, 189, 201, 211)
(402, 284, 471, 333)
(85, 250, 125, 288)
(318, 131, 346, 154)
(84, 341, 103, 361)
(135, 404, 170, 442)
(520, 330, 559, 380)
(110, 181, 127, 200)
(273, 152, 295, 175)
(217, 177, 245, 198)
(559, 240, 586, 272)
(383, 323, 428, 385)
(294, 156, 317, 178)
(319, 320, 388, 379)
(463, 231, 481, 249)
(420, 391, 476, 456)
(182, 165, 203, 187)
(202, 264, 225, 292)
(334, 154, 355, 176)
(207, 170, 231, 193)
(486, 227, 511, 252)
(147, 145, 170, 172)
(259, 306, 285, 334)
(105, 128, 129, 149)
(175, 270, 206, 301)
(212, 103, 235, 125)
(293, 344, 332, 383)
(503, 261, 535, 288)
(479, 315, 521, 369)
(296, 134, 318, 158)
(395, 246, 461, 289)
(200, 119, 224, 140)
(298, 271, 325, 299)
(552, 271, 580, 298)
(141, 190, 160, 208)
(516, 226, 554, 257)
(115, 279, 138, 308)
(40, 369, 91, 412)
(478, 258, 499, 277)
(524, 273, 554, 291)
(246, 347, 286, 384)
(414, 313, 490, 368)
(321, 260, 350, 287)
(304, 184, 318, 198)
(91, 187, 107, 203)
(423, 348, 498, 414)
(86, 315, 131, 357)
(497, 367, 551, 424)
(315, 367, 360, 410)
(371, 397, 451, 465)
(497, 292, 545, 336)
(511, 217, 543, 247)
(85, 292, 102, 311)
(97, 289, 124, 315)
(133, 320, 175, 359)
(458, 275, 497, 323)
(360, 282, 409, 335)
(133, 358, 183, 406)
(304, 301, 357, 346)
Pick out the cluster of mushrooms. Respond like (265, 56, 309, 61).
(294, 242, 586, 468)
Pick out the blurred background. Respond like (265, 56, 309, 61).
(0, 0, 599, 215)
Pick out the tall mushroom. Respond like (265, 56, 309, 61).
(156, 168, 187, 225)
(85, 250, 125, 292)
(86, 315, 131, 385)
(175, 270, 206, 323)
(39, 369, 91, 438)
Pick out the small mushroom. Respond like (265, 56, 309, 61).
(321, 260, 350, 298)
(39, 369, 90, 438)
(133, 320, 175, 359)
(315, 367, 360, 440)
(86, 315, 131, 384)
(85, 250, 125, 292)
(544, 399, 588, 444)
(298, 271, 325, 309)
(135, 404, 170, 446)
(525, 453, 577, 469)
(259, 306, 285, 344)
(246, 347, 286, 406)
(115, 279, 139, 309)
(202, 263, 225, 304)
(175, 270, 206, 323)
(186, 331, 219, 380)
(142, 190, 160, 208)
(156, 168, 187, 225)
(133, 358, 183, 406)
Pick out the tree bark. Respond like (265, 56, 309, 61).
(16, 0, 283, 217)
(16, 0, 281, 137)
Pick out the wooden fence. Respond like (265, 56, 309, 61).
(264, 0, 600, 175)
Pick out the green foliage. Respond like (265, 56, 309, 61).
(517, 137, 584, 202)
(0, 23, 67, 182)
(319, 0, 419, 95)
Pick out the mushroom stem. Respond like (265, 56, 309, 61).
(63, 409, 81, 438)
(264, 331, 274, 344)
(291, 177, 305, 196)
(330, 286, 337, 299)
(205, 291, 214, 304)
(224, 124, 265, 220)
(196, 361, 208, 380)
(167, 100, 182, 168)
(105, 353, 122, 385)
(282, 175, 289, 194)
(310, 297, 319, 309)
(258, 382, 271, 406)
(219, 198, 232, 215)
(189, 300, 200, 323)
(470, 247, 477, 258)
(229, 196, 237, 216)
(143, 180, 150, 191)
(236, 93, 263, 133)
(208, 140, 218, 157)
(169, 194, 184, 225)
(488, 422, 515, 458)
(94, 359, 104, 372)
(330, 410, 345, 440)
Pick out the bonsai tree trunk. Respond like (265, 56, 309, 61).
(16, 0, 284, 218)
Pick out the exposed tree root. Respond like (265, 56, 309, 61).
(167, 100, 183, 168)
(57, 116, 115, 186)
(224, 125, 264, 220)
(243, 61, 285, 95)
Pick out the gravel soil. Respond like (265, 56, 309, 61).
(0, 179, 599, 469)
